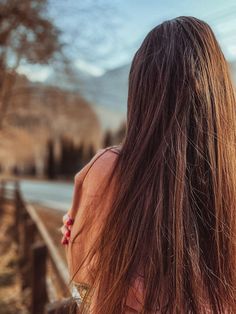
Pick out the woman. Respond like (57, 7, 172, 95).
(61, 16, 236, 313)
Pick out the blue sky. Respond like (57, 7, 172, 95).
(18, 0, 236, 81)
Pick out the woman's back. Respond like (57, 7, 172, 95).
(63, 16, 236, 313)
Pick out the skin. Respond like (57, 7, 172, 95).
(60, 175, 83, 244)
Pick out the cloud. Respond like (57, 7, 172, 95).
(75, 59, 105, 77)
(17, 65, 51, 82)
(227, 44, 236, 61)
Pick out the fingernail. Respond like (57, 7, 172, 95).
(66, 218, 74, 226)
(66, 230, 71, 238)
(61, 238, 68, 245)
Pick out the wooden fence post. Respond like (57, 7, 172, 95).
(1, 178, 75, 312)
(0, 180, 5, 211)
(21, 218, 37, 290)
(31, 241, 48, 314)
(14, 180, 21, 242)
(18, 202, 28, 265)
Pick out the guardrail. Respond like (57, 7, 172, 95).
(0, 179, 77, 314)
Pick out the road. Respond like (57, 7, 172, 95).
(6, 179, 74, 212)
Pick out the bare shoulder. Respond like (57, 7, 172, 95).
(74, 146, 120, 185)
(84, 146, 120, 182)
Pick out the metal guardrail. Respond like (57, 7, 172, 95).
(0, 179, 77, 314)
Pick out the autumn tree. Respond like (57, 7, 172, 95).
(0, 0, 63, 128)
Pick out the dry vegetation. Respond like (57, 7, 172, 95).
(0, 202, 28, 314)
(0, 200, 69, 313)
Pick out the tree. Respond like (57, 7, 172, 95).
(103, 129, 113, 148)
(75, 143, 85, 170)
(58, 136, 68, 176)
(45, 138, 56, 179)
(0, 0, 63, 128)
(86, 144, 95, 163)
(115, 121, 126, 144)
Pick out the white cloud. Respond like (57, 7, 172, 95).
(226, 45, 236, 62)
(17, 65, 51, 82)
(75, 59, 105, 77)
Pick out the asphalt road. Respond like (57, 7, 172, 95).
(6, 179, 74, 212)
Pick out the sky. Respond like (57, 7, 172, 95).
(17, 0, 236, 81)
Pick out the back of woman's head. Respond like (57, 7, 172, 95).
(79, 16, 236, 313)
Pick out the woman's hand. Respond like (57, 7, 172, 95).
(60, 173, 83, 245)
(60, 213, 74, 245)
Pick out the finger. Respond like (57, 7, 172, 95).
(65, 218, 74, 226)
(61, 225, 71, 237)
(62, 213, 74, 226)
(65, 228, 71, 238)
(63, 213, 70, 224)
(60, 225, 66, 235)
(61, 235, 68, 245)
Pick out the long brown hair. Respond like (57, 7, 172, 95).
(76, 16, 236, 313)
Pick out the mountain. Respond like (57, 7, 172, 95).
(0, 73, 101, 174)
(46, 63, 131, 130)
(230, 60, 236, 83)
(78, 64, 130, 130)
(45, 59, 236, 132)
(79, 64, 130, 112)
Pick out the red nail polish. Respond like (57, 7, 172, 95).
(66, 218, 74, 226)
(61, 238, 68, 245)
(66, 230, 71, 237)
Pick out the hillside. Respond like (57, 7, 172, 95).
(230, 61, 236, 83)
(49, 59, 236, 128)
(46, 64, 130, 130)
(0, 73, 102, 175)
(79, 64, 129, 130)
(46, 60, 236, 131)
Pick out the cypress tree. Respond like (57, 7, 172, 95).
(45, 138, 56, 179)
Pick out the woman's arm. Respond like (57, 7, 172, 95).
(61, 173, 84, 244)
(60, 148, 110, 244)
